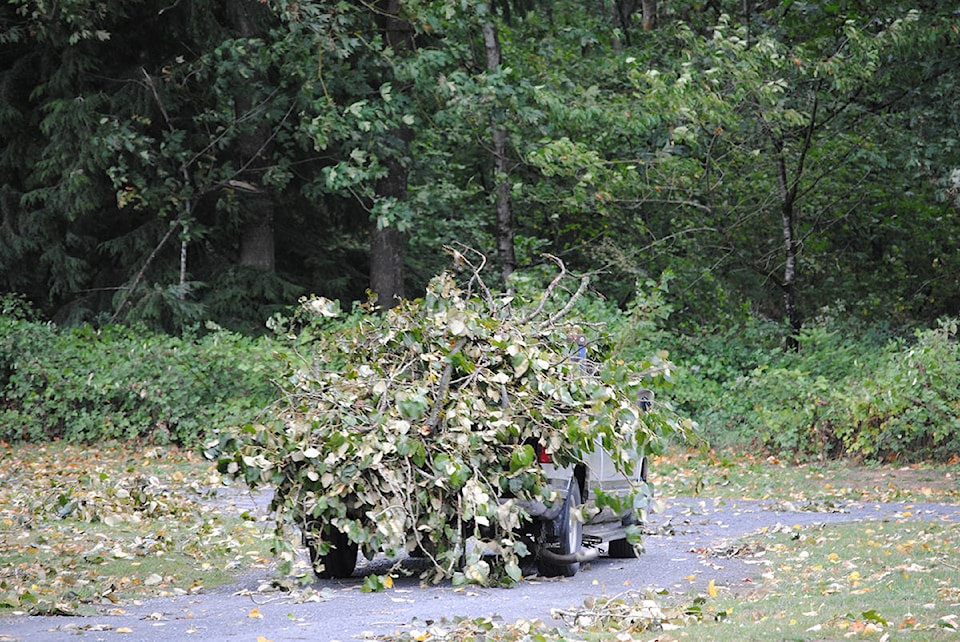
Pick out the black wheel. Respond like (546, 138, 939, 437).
(306, 524, 359, 579)
(537, 479, 583, 578)
(608, 514, 641, 558)
(608, 537, 640, 558)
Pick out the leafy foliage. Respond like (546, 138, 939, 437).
(2, 0, 959, 339)
(0, 304, 278, 445)
(671, 315, 960, 462)
(209, 256, 685, 585)
(3, 0, 960, 467)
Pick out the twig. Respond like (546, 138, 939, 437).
(546, 274, 590, 327)
(425, 337, 468, 432)
(110, 219, 181, 322)
(445, 244, 493, 304)
(520, 254, 567, 324)
(376, 355, 418, 413)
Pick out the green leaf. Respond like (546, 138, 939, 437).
(509, 444, 535, 473)
(862, 610, 889, 626)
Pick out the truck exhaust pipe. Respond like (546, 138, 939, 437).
(538, 546, 600, 565)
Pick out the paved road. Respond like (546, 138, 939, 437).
(2, 496, 957, 641)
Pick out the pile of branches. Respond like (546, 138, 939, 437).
(210, 250, 679, 585)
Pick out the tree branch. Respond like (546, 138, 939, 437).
(110, 219, 181, 323)
(520, 254, 567, 324)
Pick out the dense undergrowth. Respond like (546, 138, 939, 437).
(661, 314, 960, 463)
(0, 295, 278, 446)
(3, 285, 960, 462)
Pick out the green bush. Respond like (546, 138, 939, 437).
(209, 261, 688, 586)
(0, 298, 278, 445)
(835, 321, 960, 460)
(673, 312, 960, 462)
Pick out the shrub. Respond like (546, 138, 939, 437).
(0, 308, 278, 445)
(835, 321, 960, 460)
(673, 313, 960, 462)
(208, 256, 688, 585)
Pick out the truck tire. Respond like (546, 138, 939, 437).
(306, 524, 359, 579)
(537, 479, 583, 577)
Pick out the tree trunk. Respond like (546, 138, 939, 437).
(228, 0, 276, 272)
(641, 0, 658, 30)
(613, 0, 639, 46)
(773, 137, 802, 350)
(779, 197, 801, 350)
(371, 150, 409, 308)
(239, 198, 276, 271)
(483, 14, 516, 286)
(772, 89, 820, 350)
(369, 0, 413, 308)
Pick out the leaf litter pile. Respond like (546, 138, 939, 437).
(0, 442, 269, 615)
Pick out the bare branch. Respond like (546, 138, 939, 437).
(546, 275, 591, 327)
(520, 254, 567, 324)
(445, 244, 493, 304)
(425, 338, 468, 433)
(110, 219, 181, 323)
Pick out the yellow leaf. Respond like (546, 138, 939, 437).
(257, 637, 273, 642)
(849, 571, 861, 582)
(708, 579, 717, 598)
(383, 575, 394, 589)
(685, 574, 696, 581)
(115, 628, 134, 633)
(248, 607, 264, 619)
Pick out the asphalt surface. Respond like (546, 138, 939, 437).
(2, 495, 958, 641)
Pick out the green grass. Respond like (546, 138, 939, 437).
(650, 519, 960, 640)
(652, 449, 960, 504)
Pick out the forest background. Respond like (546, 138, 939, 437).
(2, 0, 960, 461)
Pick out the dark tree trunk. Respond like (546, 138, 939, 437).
(613, 0, 639, 46)
(641, 0, 658, 30)
(369, 0, 414, 308)
(483, 13, 516, 286)
(228, 0, 276, 272)
(371, 150, 409, 308)
(239, 197, 276, 271)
